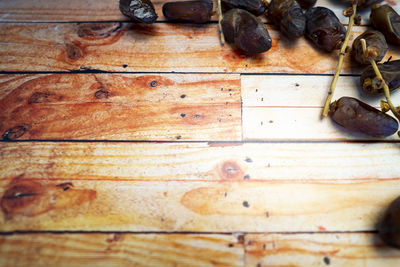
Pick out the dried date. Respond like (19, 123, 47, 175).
(352, 30, 388, 65)
(370, 4, 400, 45)
(119, 0, 158, 23)
(330, 97, 398, 137)
(361, 60, 400, 94)
(221, 0, 266, 16)
(162, 0, 213, 23)
(378, 196, 400, 248)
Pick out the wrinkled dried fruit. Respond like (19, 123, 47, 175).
(296, 0, 316, 9)
(352, 30, 388, 65)
(378, 196, 400, 249)
(221, 9, 272, 54)
(370, 5, 400, 45)
(305, 7, 346, 52)
(330, 96, 398, 137)
(162, 0, 213, 23)
(361, 60, 400, 94)
(222, 0, 266, 16)
(119, 0, 158, 23)
(268, 0, 306, 39)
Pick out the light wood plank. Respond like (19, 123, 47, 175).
(0, 74, 240, 140)
(243, 107, 400, 140)
(245, 233, 400, 267)
(0, 0, 398, 24)
(1, 178, 400, 231)
(0, 23, 398, 73)
(1, 142, 400, 181)
(0, 233, 244, 267)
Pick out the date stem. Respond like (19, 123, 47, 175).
(322, 2, 357, 117)
(360, 39, 400, 120)
(217, 0, 225, 45)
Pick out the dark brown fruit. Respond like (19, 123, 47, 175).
(162, 0, 213, 23)
(222, 0, 266, 16)
(305, 7, 346, 52)
(221, 9, 272, 54)
(370, 5, 400, 45)
(119, 0, 158, 23)
(296, 0, 316, 9)
(352, 30, 388, 65)
(361, 60, 400, 94)
(268, 0, 306, 39)
(378, 196, 400, 249)
(330, 97, 398, 137)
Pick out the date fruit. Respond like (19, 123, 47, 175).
(361, 60, 400, 94)
(305, 7, 346, 52)
(296, 0, 316, 9)
(222, 0, 266, 16)
(378, 196, 400, 249)
(221, 9, 272, 54)
(370, 5, 400, 45)
(163, 0, 213, 23)
(119, 0, 158, 23)
(268, 0, 306, 39)
(352, 30, 388, 65)
(330, 96, 398, 137)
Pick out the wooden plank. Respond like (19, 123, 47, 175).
(1, 23, 399, 73)
(1, 177, 400, 231)
(0, 233, 244, 267)
(245, 233, 400, 267)
(0, 0, 398, 23)
(0, 74, 241, 140)
(1, 142, 400, 181)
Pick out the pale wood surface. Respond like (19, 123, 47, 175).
(245, 233, 400, 267)
(0, 0, 398, 24)
(0, 74, 241, 140)
(0, 233, 244, 267)
(1, 23, 399, 73)
(1, 0, 400, 266)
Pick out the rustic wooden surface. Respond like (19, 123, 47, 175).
(1, 0, 400, 266)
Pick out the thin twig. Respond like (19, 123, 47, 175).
(322, 3, 357, 117)
(217, 0, 225, 45)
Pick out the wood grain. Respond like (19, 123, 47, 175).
(1, 177, 400, 231)
(0, 233, 244, 267)
(0, 0, 398, 23)
(0, 74, 241, 140)
(245, 233, 400, 267)
(1, 142, 400, 182)
(1, 23, 399, 73)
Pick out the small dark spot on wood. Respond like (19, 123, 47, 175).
(65, 43, 83, 60)
(243, 174, 250, 180)
(237, 234, 244, 244)
(176, 135, 182, 140)
(257, 263, 261, 267)
(221, 88, 224, 91)
(243, 201, 249, 207)
(225, 102, 229, 105)
(56, 182, 73, 191)
(228, 243, 234, 247)
(228, 89, 232, 92)
(295, 83, 300, 87)
(194, 114, 201, 119)
(261, 121, 263, 125)
(180, 113, 186, 118)
(266, 211, 269, 218)
(123, 64, 128, 68)
(255, 89, 258, 92)
(261, 98, 264, 101)
(161, 218, 165, 221)
(228, 114, 232, 117)
(323, 256, 330, 265)
(106, 233, 123, 243)
(180, 94, 186, 98)
(28, 92, 53, 104)
(267, 163, 270, 167)
(269, 120, 273, 123)
(224, 192, 227, 197)
(262, 244, 266, 250)
(245, 64, 248, 67)
(245, 157, 252, 163)
(247, 240, 253, 245)
(149, 80, 158, 87)
(94, 89, 109, 99)
(2, 125, 27, 140)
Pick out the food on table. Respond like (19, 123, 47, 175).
(370, 4, 400, 45)
(352, 30, 388, 65)
(119, 0, 158, 23)
(330, 96, 399, 137)
(221, 9, 272, 54)
(296, 0, 316, 9)
(305, 7, 346, 52)
(163, 0, 214, 23)
(361, 60, 400, 94)
(378, 196, 400, 249)
(268, 0, 306, 38)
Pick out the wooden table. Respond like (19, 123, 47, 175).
(1, 0, 400, 266)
